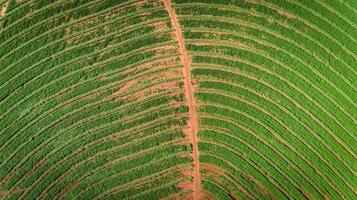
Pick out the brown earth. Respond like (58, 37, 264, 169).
(110, 67, 181, 101)
(299, 187, 313, 200)
(0, 188, 26, 198)
(163, 0, 201, 199)
(59, 179, 79, 197)
(153, 21, 169, 32)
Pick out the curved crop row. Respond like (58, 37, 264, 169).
(0, 0, 193, 199)
(1, 0, 355, 199)
(173, 0, 356, 199)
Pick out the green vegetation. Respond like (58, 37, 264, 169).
(0, 0, 191, 199)
(0, 0, 356, 199)
(175, 0, 356, 199)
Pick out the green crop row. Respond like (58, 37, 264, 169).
(1, 0, 192, 199)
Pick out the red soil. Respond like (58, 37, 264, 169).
(177, 181, 194, 191)
(112, 79, 137, 97)
(163, 0, 201, 199)
(153, 21, 169, 32)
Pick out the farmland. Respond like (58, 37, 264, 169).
(0, 0, 356, 200)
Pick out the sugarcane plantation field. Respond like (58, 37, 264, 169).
(0, 0, 356, 199)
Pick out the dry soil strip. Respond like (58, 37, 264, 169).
(163, 0, 201, 199)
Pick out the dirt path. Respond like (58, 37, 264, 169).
(163, 0, 201, 199)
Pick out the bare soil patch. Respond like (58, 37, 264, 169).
(27, 159, 46, 177)
(299, 187, 313, 200)
(153, 21, 169, 32)
(0, 188, 26, 198)
(0, 1, 9, 18)
(110, 66, 181, 101)
(59, 179, 79, 197)
(0, 171, 14, 185)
